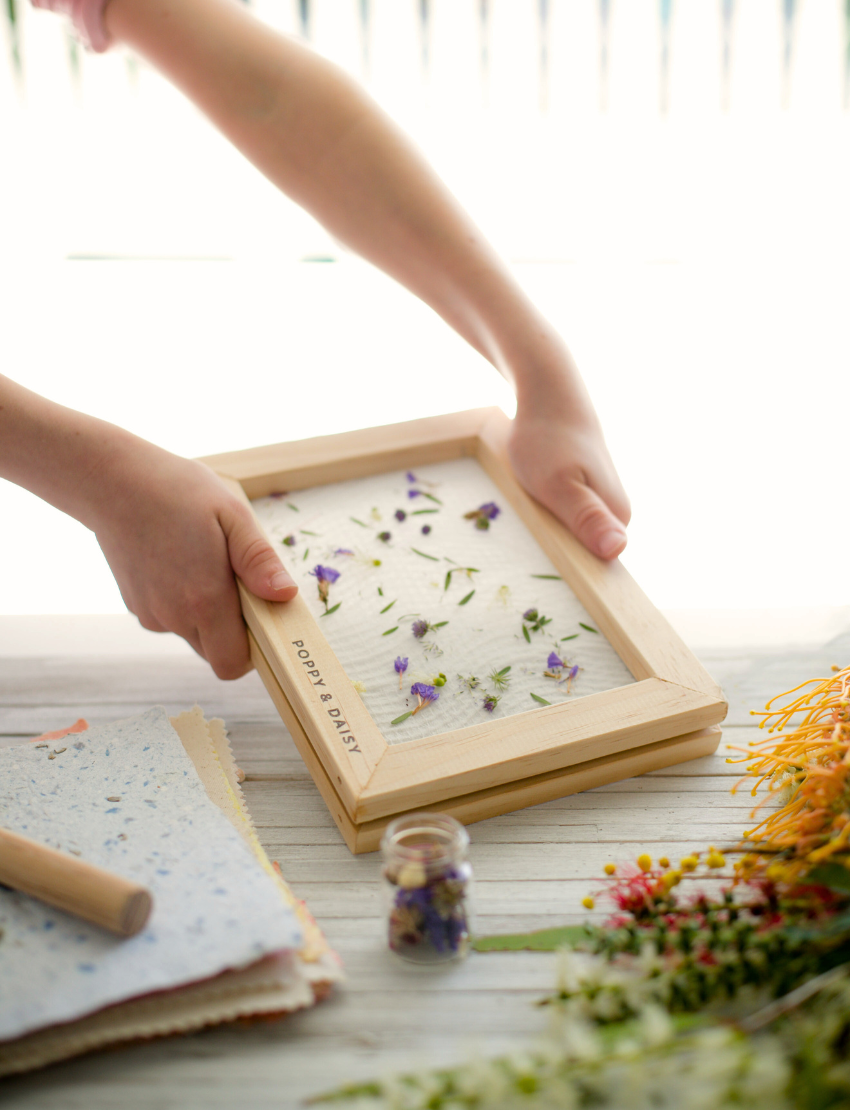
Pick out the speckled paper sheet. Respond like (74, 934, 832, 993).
(0, 708, 302, 1042)
(252, 457, 635, 745)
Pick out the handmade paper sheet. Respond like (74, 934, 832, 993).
(0, 707, 302, 1042)
(253, 458, 635, 745)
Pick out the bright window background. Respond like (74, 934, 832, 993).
(1, 0, 849, 626)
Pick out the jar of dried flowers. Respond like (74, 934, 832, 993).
(380, 812, 473, 964)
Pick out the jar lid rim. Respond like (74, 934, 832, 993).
(381, 811, 469, 860)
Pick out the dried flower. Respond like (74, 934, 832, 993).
(412, 619, 429, 639)
(488, 665, 511, 692)
(421, 524, 431, 535)
(394, 656, 409, 689)
(464, 501, 501, 530)
(394, 509, 406, 522)
(582, 896, 595, 910)
(309, 564, 340, 609)
(523, 608, 539, 622)
(522, 609, 553, 637)
(333, 547, 354, 556)
(604, 863, 617, 876)
(378, 531, 391, 543)
(408, 489, 421, 499)
(637, 854, 652, 872)
(482, 694, 499, 713)
(406, 471, 417, 483)
(547, 651, 564, 670)
(410, 683, 439, 716)
(281, 534, 296, 546)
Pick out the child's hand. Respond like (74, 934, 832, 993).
(87, 441, 297, 679)
(508, 388, 630, 562)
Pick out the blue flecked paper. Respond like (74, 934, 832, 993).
(0, 707, 301, 1041)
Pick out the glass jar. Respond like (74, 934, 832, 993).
(380, 812, 473, 964)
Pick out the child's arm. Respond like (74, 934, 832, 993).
(0, 374, 297, 678)
(103, 0, 631, 560)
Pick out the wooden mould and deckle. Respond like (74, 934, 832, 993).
(201, 409, 726, 853)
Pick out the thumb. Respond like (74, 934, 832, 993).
(222, 505, 298, 601)
(554, 479, 628, 561)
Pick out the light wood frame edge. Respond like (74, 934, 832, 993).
(250, 631, 721, 854)
(204, 409, 727, 825)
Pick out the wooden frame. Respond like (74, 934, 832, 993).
(201, 409, 726, 853)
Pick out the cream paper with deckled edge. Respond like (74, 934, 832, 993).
(0, 707, 303, 1043)
(0, 709, 341, 1078)
(252, 457, 635, 744)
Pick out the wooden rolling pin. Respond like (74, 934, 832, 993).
(0, 827, 153, 937)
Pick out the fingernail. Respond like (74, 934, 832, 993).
(598, 529, 626, 560)
(270, 570, 296, 592)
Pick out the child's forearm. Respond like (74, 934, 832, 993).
(102, 0, 579, 409)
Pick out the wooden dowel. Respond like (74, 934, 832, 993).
(0, 827, 153, 937)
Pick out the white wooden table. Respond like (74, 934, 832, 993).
(2, 619, 848, 1109)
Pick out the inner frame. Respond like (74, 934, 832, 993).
(252, 457, 635, 745)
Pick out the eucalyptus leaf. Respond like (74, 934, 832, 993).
(321, 603, 342, 617)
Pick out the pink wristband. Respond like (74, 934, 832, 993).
(31, 0, 110, 52)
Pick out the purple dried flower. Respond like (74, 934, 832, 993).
(378, 531, 392, 543)
(523, 608, 539, 622)
(547, 651, 564, 670)
(569, 664, 579, 679)
(269, 490, 287, 500)
(406, 471, 417, 483)
(407, 489, 421, 499)
(394, 655, 409, 689)
(310, 565, 340, 585)
(411, 682, 439, 702)
(421, 524, 431, 535)
(282, 534, 296, 547)
(464, 501, 501, 531)
(310, 564, 340, 607)
(333, 547, 354, 556)
(412, 619, 429, 639)
(395, 510, 407, 522)
(480, 502, 500, 520)
(483, 694, 498, 713)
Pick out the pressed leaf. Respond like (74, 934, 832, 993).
(382, 626, 399, 636)
(380, 600, 397, 614)
(303, 548, 309, 561)
(321, 602, 342, 616)
(495, 665, 511, 677)
(287, 503, 299, 511)
(377, 587, 383, 596)
(561, 634, 579, 641)
(444, 570, 453, 591)
(421, 492, 443, 505)
(411, 509, 439, 515)
(522, 625, 531, 644)
(300, 529, 319, 536)
(531, 574, 561, 580)
(458, 590, 475, 606)
(391, 711, 413, 726)
(579, 622, 599, 633)
(473, 925, 591, 952)
(432, 621, 449, 629)
(411, 548, 439, 561)
(530, 692, 551, 705)
(350, 517, 369, 527)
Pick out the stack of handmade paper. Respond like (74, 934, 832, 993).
(0, 706, 341, 1077)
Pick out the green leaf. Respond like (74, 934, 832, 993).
(522, 624, 531, 644)
(807, 864, 850, 894)
(473, 925, 592, 952)
(321, 602, 342, 616)
(530, 693, 551, 706)
(303, 548, 309, 561)
(579, 622, 599, 634)
(350, 517, 369, 528)
(432, 621, 449, 629)
(411, 548, 439, 561)
(411, 509, 439, 515)
(531, 574, 561, 580)
(377, 587, 383, 596)
(458, 590, 475, 606)
(421, 492, 443, 505)
(444, 570, 453, 591)
(380, 600, 396, 614)
(391, 712, 413, 726)
(382, 626, 399, 636)
(287, 503, 299, 511)
(300, 529, 319, 536)
(495, 666, 511, 677)
(561, 634, 579, 641)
